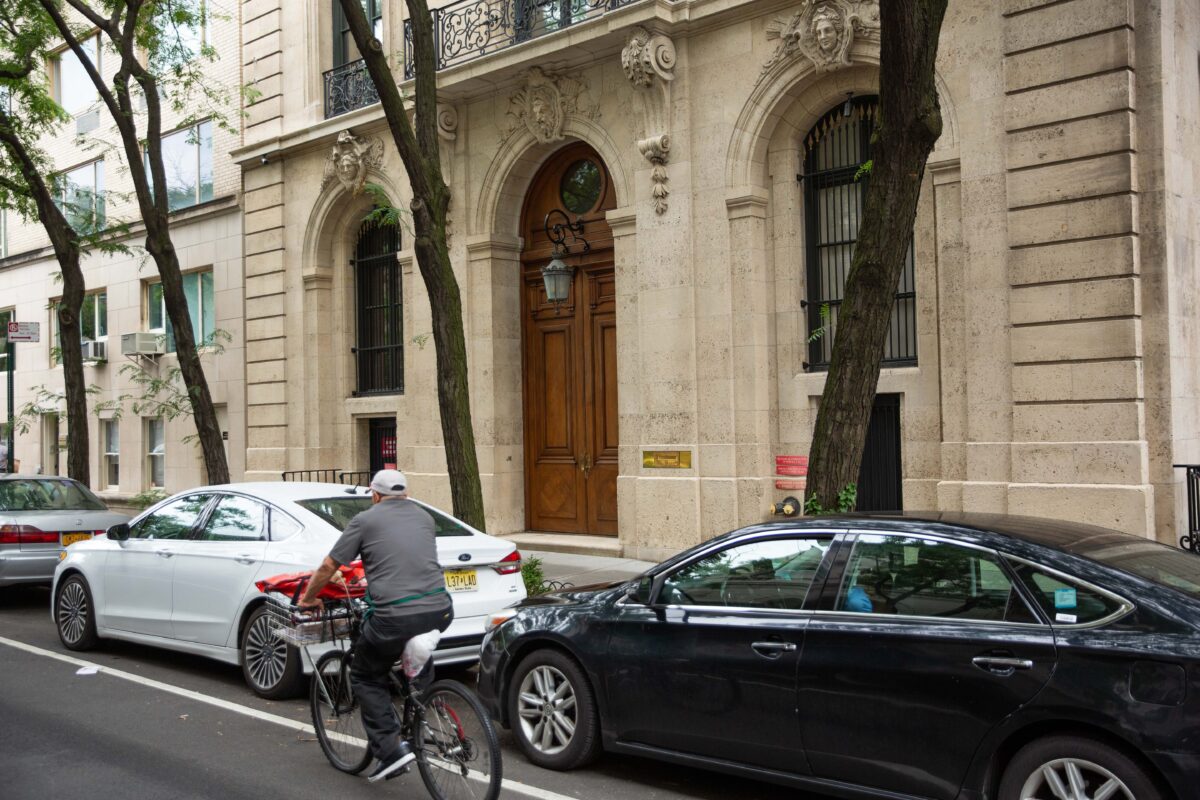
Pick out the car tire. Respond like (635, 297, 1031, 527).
(240, 604, 304, 699)
(507, 649, 601, 770)
(55, 574, 100, 651)
(999, 734, 1161, 800)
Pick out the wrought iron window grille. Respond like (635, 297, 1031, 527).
(324, 59, 381, 119)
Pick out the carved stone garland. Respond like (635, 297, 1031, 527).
(321, 130, 385, 194)
(762, 0, 880, 79)
(621, 27, 676, 215)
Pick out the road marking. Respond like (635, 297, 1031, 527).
(0, 635, 578, 800)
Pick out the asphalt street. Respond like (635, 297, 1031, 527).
(0, 584, 823, 800)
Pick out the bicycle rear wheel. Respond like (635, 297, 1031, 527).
(310, 650, 372, 773)
(415, 679, 503, 800)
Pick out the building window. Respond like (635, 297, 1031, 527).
(333, 0, 383, 67)
(176, 2, 207, 60)
(354, 220, 403, 395)
(102, 419, 120, 489)
(56, 160, 105, 233)
(52, 291, 107, 364)
(803, 97, 916, 370)
(51, 35, 100, 116)
(145, 418, 165, 488)
(147, 270, 214, 351)
(148, 121, 213, 211)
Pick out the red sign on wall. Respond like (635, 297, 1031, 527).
(382, 436, 397, 470)
(775, 479, 807, 491)
(775, 455, 809, 476)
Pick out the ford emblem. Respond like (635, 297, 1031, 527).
(458, 553, 471, 562)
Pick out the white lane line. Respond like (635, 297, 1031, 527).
(0, 635, 578, 800)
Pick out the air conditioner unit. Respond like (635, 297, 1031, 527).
(121, 332, 165, 356)
(80, 340, 107, 362)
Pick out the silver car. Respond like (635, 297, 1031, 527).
(0, 476, 129, 588)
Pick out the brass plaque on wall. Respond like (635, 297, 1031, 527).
(642, 450, 692, 469)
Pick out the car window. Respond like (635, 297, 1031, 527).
(197, 495, 268, 542)
(1079, 539, 1200, 601)
(271, 511, 302, 541)
(297, 497, 473, 537)
(837, 535, 1036, 623)
(131, 494, 212, 540)
(659, 537, 832, 610)
(0, 479, 107, 511)
(1008, 562, 1125, 625)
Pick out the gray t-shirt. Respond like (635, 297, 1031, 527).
(328, 498, 447, 618)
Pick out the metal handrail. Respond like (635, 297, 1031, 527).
(403, 0, 644, 78)
(281, 469, 343, 483)
(1174, 464, 1200, 554)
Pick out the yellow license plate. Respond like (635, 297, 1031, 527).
(444, 569, 479, 593)
(61, 532, 93, 547)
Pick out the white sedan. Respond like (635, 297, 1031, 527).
(51, 482, 526, 698)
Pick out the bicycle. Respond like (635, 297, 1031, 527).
(264, 583, 502, 800)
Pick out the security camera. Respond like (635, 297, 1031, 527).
(260, 155, 269, 166)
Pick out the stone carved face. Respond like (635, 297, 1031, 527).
(815, 18, 838, 53)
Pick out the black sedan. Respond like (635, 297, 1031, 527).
(478, 514, 1200, 800)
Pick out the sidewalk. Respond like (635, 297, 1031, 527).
(525, 550, 656, 588)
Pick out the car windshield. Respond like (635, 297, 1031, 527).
(0, 479, 107, 512)
(297, 497, 472, 537)
(1086, 539, 1200, 600)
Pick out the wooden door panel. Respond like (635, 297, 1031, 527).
(521, 142, 619, 535)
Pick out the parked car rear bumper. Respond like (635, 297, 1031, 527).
(0, 549, 61, 587)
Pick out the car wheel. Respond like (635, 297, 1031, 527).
(999, 735, 1160, 800)
(56, 575, 100, 651)
(241, 604, 303, 699)
(508, 649, 601, 770)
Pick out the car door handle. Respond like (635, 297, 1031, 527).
(972, 656, 1033, 673)
(235, 554, 257, 565)
(155, 548, 174, 559)
(752, 641, 797, 657)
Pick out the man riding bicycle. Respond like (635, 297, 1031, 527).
(299, 469, 454, 783)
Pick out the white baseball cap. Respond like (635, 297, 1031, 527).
(370, 469, 408, 496)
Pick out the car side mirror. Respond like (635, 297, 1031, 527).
(107, 523, 130, 541)
(627, 576, 654, 605)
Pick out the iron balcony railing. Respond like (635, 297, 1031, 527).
(1175, 465, 1200, 554)
(403, 0, 643, 78)
(324, 59, 381, 118)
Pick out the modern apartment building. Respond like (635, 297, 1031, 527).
(0, 5, 246, 503)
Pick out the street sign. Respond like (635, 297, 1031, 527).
(6, 321, 39, 343)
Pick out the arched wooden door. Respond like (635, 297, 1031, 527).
(521, 143, 618, 535)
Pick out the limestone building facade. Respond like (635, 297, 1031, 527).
(228, 0, 1198, 558)
(0, 7, 246, 505)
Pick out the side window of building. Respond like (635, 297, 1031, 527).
(50, 34, 100, 117)
(332, 0, 382, 67)
(659, 537, 833, 610)
(101, 419, 120, 490)
(198, 495, 268, 542)
(147, 121, 213, 211)
(145, 417, 166, 488)
(146, 269, 215, 350)
(353, 220, 403, 395)
(1008, 562, 1127, 626)
(803, 96, 916, 370)
(131, 494, 212, 540)
(55, 160, 105, 233)
(52, 291, 108, 363)
(836, 534, 1038, 623)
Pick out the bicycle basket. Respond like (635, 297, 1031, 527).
(263, 595, 353, 647)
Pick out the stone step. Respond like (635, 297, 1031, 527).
(501, 531, 622, 558)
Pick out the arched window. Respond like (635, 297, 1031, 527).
(803, 96, 916, 369)
(353, 220, 403, 395)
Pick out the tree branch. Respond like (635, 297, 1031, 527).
(59, 0, 114, 33)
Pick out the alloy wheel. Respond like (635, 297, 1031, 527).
(57, 581, 89, 646)
(1019, 757, 1135, 800)
(244, 613, 287, 691)
(516, 665, 577, 756)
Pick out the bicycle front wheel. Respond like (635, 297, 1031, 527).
(310, 650, 372, 774)
(415, 679, 503, 800)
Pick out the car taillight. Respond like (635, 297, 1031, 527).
(0, 524, 59, 544)
(492, 550, 521, 575)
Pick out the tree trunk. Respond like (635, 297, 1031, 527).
(804, 0, 948, 512)
(144, 225, 230, 485)
(338, 0, 487, 530)
(0, 123, 90, 484)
